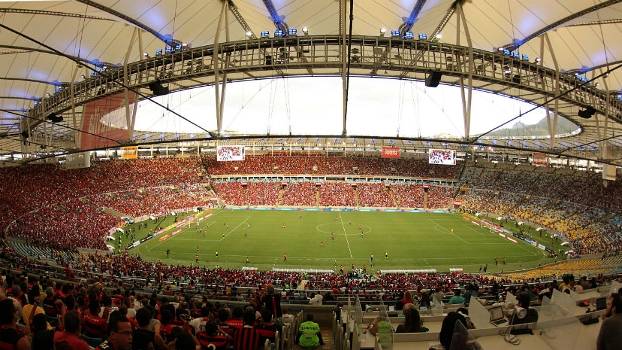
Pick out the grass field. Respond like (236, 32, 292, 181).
(116, 209, 554, 273)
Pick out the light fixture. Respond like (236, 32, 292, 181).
(260, 31, 270, 38)
(302, 26, 309, 35)
(380, 27, 387, 36)
(534, 57, 541, 63)
(435, 33, 443, 39)
(245, 31, 253, 39)
(288, 28, 297, 36)
(390, 30, 400, 38)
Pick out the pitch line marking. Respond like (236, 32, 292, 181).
(219, 216, 251, 241)
(429, 218, 470, 244)
(338, 212, 353, 258)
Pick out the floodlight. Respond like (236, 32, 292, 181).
(390, 30, 400, 37)
(379, 27, 387, 36)
(274, 29, 285, 38)
(302, 26, 309, 35)
(418, 33, 428, 40)
(260, 31, 270, 38)
(288, 28, 297, 36)
(404, 32, 414, 40)
(245, 31, 253, 39)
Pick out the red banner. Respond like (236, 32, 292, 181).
(532, 152, 547, 167)
(381, 146, 401, 159)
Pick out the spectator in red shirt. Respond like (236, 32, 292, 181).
(83, 299, 108, 339)
(54, 311, 90, 350)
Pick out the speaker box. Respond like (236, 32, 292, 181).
(578, 106, 596, 119)
(148, 81, 170, 96)
(425, 71, 442, 87)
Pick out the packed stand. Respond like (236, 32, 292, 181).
(1, 158, 207, 250)
(203, 154, 459, 179)
(280, 182, 318, 206)
(212, 182, 280, 206)
(459, 162, 622, 254)
(318, 182, 357, 207)
(356, 183, 395, 207)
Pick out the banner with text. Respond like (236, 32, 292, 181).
(217, 145, 245, 161)
(532, 152, 547, 167)
(428, 149, 456, 165)
(381, 146, 401, 158)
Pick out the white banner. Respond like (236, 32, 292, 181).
(428, 149, 456, 165)
(216, 145, 245, 161)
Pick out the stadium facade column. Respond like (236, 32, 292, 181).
(69, 64, 80, 147)
(339, 0, 348, 136)
(123, 27, 138, 141)
(539, 33, 560, 149)
(213, 0, 230, 136)
(455, 2, 473, 140)
(597, 68, 611, 160)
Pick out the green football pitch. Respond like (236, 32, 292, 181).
(119, 209, 552, 273)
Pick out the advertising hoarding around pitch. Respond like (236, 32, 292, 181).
(428, 149, 456, 165)
(216, 145, 245, 161)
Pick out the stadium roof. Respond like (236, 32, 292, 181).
(1, 0, 622, 162)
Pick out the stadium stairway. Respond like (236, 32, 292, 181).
(315, 189, 320, 206)
(354, 187, 360, 208)
(388, 186, 399, 207)
(102, 206, 126, 218)
(277, 187, 285, 206)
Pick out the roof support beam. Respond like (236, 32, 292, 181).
(0, 77, 61, 86)
(567, 59, 622, 74)
(0, 45, 92, 66)
(456, 2, 473, 139)
(399, 0, 460, 79)
(0, 96, 40, 102)
(340, 0, 347, 136)
(226, 0, 257, 39)
(503, 0, 622, 50)
(399, 0, 427, 35)
(214, 1, 228, 136)
(261, 0, 288, 32)
(74, 0, 171, 44)
(0, 8, 113, 21)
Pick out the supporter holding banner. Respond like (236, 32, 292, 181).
(217, 145, 245, 161)
(428, 149, 456, 165)
(381, 146, 401, 159)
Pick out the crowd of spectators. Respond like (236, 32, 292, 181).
(459, 162, 622, 255)
(2, 248, 621, 350)
(213, 181, 453, 209)
(356, 183, 394, 207)
(203, 154, 459, 179)
(280, 183, 318, 206)
(317, 182, 357, 207)
(0, 264, 285, 350)
(212, 182, 280, 206)
(0, 158, 208, 250)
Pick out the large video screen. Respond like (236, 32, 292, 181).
(428, 149, 456, 165)
(216, 145, 245, 161)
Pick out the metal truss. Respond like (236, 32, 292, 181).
(23, 35, 622, 156)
